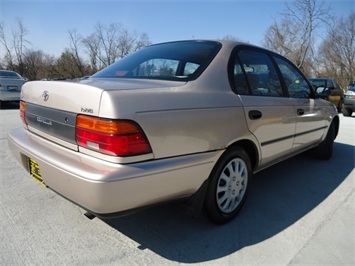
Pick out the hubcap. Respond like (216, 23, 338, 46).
(216, 158, 248, 213)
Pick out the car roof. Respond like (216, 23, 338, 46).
(0, 70, 17, 73)
(0, 70, 22, 78)
(0, 70, 21, 75)
(148, 39, 274, 54)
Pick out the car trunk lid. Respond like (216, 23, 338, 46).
(22, 81, 103, 115)
(21, 79, 185, 152)
(21, 81, 104, 150)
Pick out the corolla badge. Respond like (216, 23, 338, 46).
(37, 116, 53, 126)
(42, 91, 49, 101)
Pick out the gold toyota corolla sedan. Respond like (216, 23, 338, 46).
(8, 40, 339, 224)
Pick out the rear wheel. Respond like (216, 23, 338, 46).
(204, 147, 251, 224)
(312, 122, 335, 160)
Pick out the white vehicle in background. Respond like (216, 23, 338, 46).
(0, 70, 27, 108)
(342, 86, 355, 117)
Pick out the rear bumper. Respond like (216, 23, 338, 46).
(7, 128, 221, 214)
(0, 91, 21, 101)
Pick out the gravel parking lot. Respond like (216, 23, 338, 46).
(1, 106, 354, 265)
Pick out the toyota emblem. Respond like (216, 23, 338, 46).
(42, 91, 49, 101)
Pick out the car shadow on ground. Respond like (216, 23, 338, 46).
(0, 101, 20, 110)
(102, 142, 354, 263)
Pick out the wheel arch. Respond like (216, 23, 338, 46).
(227, 139, 259, 172)
(183, 139, 259, 218)
(332, 115, 340, 140)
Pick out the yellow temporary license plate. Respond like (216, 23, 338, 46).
(29, 158, 47, 187)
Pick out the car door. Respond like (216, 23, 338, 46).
(231, 48, 297, 168)
(273, 56, 326, 152)
(328, 80, 344, 109)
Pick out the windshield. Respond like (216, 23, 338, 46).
(92, 41, 221, 81)
(309, 79, 326, 88)
(309, 79, 328, 94)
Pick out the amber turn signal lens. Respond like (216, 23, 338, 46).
(76, 115, 140, 134)
(20, 101, 28, 126)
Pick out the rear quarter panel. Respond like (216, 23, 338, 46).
(100, 85, 254, 159)
(137, 105, 250, 158)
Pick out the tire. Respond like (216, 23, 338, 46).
(204, 147, 251, 224)
(342, 107, 352, 117)
(312, 122, 335, 160)
(337, 100, 343, 112)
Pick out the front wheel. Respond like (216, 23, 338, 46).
(337, 100, 343, 112)
(342, 107, 352, 117)
(204, 147, 251, 224)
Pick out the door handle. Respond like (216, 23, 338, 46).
(249, 110, 262, 120)
(297, 109, 305, 115)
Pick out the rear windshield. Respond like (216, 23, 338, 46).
(0, 71, 22, 79)
(92, 41, 221, 81)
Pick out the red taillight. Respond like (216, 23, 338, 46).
(76, 115, 152, 157)
(20, 101, 28, 126)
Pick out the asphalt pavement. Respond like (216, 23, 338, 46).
(0, 106, 354, 265)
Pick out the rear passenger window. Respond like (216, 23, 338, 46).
(232, 50, 283, 97)
(273, 56, 311, 98)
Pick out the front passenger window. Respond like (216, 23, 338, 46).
(274, 56, 311, 98)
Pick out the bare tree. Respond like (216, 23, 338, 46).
(68, 29, 86, 76)
(0, 22, 14, 69)
(117, 29, 137, 58)
(117, 30, 152, 58)
(81, 23, 151, 71)
(0, 19, 30, 75)
(264, 20, 299, 57)
(263, 0, 331, 74)
(135, 32, 151, 51)
(1, 19, 151, 79)
(96, 23, 122, 66)
(82, 32, 101, 72)
(11, 19, 31, 75)
(221, 35, 246, 42)
(317, 12, 355, 88)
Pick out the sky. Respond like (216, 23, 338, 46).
(0, 0, 354, 58)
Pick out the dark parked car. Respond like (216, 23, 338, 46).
(342, 86, 355, 117)
(8, 40, 339, 224)
(348, 81, 355, 89)
(309, 78, 344, 111)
